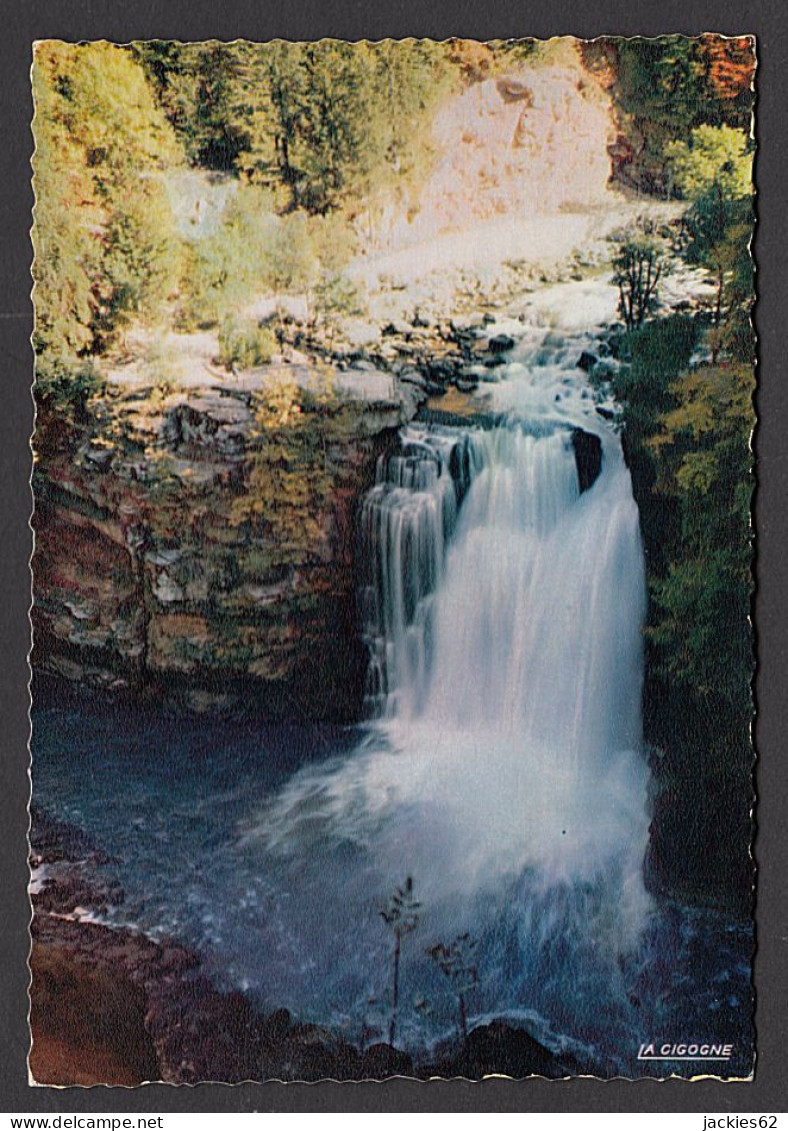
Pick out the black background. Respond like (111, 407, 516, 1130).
(2, 0, 786, 1114)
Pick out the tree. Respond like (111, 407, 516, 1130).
(684, 190, 753, 362)
(31, 52, 100, 362)
(647, 360, 753, 710)
(380, 877, 421, 1047)
(611, 122, 754, 739)
(427, 933, 479, 1043)
(580, 36, 755, 193)
(230, 42, 311, 207)
(666, 124, 753, 361)
(664, 124, 752, 201)
(612, 236, 667, 330)
(613, 316, 698, 429)
(32, 42, 183, 366)
(699, 34, 755, 123)
(613, 37, 708, 193)
(134, 42, 250, 171)
(135, 39, 457, 222)
(610, 161, 755, 911)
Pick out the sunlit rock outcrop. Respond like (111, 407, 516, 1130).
(382, 62, 614, 249)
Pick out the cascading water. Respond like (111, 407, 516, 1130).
(236, 301, 658, 1066)
(28, 53, 755, 1076)
(358, 427, 485, 718)
(31, 285, 753, 1075)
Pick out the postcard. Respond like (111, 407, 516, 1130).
(28, 35, 756, 1084)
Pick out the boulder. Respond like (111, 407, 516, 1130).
(399, 368, 428, 389)
(259, 1020, 362, 1082)
(591, 358, 619, 384)
(488, 333, 516, 354)
(261, 1008, 292, 1044)
(571, 428, 603, 493)
(440, 1021, 563, 1079)
(358, 1042, 413, 1079)
(422, 358, 459, 384)
(576, 350, 599, 373)
(382, 320, 411, 338)
(83, 445, 114, 471)
(450, 313, 486, 332)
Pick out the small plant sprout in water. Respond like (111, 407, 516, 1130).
(380, 876, 421, 1047)
(427, 933, 479, 1043)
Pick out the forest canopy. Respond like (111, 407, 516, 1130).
(32, 36, 755, 373)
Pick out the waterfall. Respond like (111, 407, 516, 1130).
(350, 402, 650, 919)
(359, 422, 644, 745)
(242, 307, 655, 1062)
(358, 427, 486, 718)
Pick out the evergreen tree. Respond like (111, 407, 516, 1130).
(666, 124, 753, 360)
(32, 42, 183, 368)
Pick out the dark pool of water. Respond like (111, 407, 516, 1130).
(31, 696, 754, 1078)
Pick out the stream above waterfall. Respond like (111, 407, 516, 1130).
(31, 278, 754, 1078)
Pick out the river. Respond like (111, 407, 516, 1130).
(31, 277, 753, 1078)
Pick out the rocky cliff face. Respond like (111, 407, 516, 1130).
(32, 364, 415, 720)
(379, 63, 614, 251)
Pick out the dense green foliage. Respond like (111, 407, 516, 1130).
(665, 124, 753, 200)
(230, 377, 365, 558)
(647, 361, 753, 710)
(134, 40, 458, 214)
(610, 106, 754, 729)
(667, 128, 754, 363)
(33, 43, 182, 388)
(614, 316, 752, 727)
(217, 318, 277, 370)
(175, 188, 361, 332)
(581, 35, 754, 193)
(609, 108, 754, 905)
